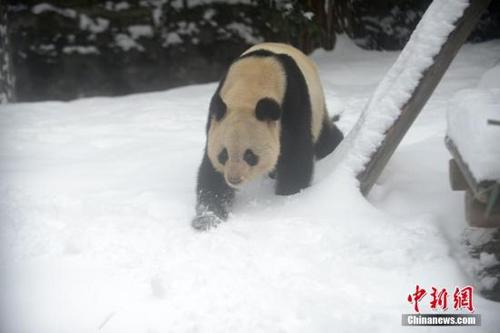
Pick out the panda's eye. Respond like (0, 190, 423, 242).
(244, 149, 258, 166)
(218, 148, 228, 165)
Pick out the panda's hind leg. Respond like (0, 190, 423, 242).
(314, 115, 343, 160)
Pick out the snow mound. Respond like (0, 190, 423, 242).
(447, 89, 500, 181)
(478, 64, 500, 89)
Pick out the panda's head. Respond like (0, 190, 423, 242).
(207, 95, 282, 188)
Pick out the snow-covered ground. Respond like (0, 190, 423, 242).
(1, 37, 500, 332)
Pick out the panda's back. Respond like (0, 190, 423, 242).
(241, 43, 326, 142)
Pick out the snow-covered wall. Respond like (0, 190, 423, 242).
(6, 0, 500, 101)
(349, 0, 500, 50)
(0, 4, 15, 103)
(447, 86, 500, 182)
(9, 1, 265, 101)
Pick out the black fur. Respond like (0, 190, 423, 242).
(218, 148, 228, 165)
(210, 94, 226, 121)
(193, 73, 231, 229)
(243, 149, 259, 166)
(205, 74, 227, 133)
(256, 98, 281, 121)
(272, 53, 315, 195)
(192, 149, 235, 229)
(314, 116, 344, 160)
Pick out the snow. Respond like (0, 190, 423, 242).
(79, 15, 110, 34)
(128, 25, 154, 39)
(2, 5, 500, 332)
(171, 0, 253, 8)
(479, 252, 498, 268)
(164, 32, 183, 46)
(458, 228, 500, 293)
(63, 46, 100, 55)
(478, 64, 500, 89)
(303, 12, 314, 21)
(177, 21, 200, 35)
(38, 44, 55, 52)
(148, 0, 168, 26)
(114, 33, 144, 51)
(203, 8, 217, 21)
(104, 1, 131, 12)
(114, 2, 131, 11)
(225, 23, 263, 44)
(32, 3, 77, 19)
(447, 88, 500, 181)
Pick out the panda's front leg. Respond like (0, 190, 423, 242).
(192, 151, 235, 230)
(275, 129, 314, 195)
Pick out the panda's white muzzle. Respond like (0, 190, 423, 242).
(225, 160, 248, 188)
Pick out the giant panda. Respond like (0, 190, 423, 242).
(192, 43, 343, 230)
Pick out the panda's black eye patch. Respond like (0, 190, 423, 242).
(210, 94, 227, 121)
(244, 149, 259, 166)
(218, 148, 228, 165)
(255, 98, 281, 122)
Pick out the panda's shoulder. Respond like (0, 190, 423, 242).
(234, 47, 303, 83)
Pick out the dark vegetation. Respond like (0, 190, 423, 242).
(1, 0, 499, 102)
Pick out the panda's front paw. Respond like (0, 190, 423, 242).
(191, 213, 224, 231)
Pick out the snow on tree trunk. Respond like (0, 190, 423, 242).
(321, 0, 490, 194)
(0, 3, 14, 104)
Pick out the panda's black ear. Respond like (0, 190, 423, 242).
(210, 94, 227, 121)
(256, 98, 281, 122)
